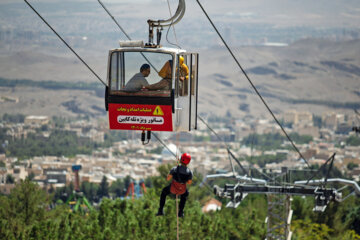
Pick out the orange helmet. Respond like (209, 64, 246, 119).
(180, 153, 191, 165)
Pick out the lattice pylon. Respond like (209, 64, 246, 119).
(265, 194, 293, 240)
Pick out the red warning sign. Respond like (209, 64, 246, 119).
(108, 103, 173, 131)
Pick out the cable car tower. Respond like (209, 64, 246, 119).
(105, 0, 199, 144)
(205, 154, 360, 240)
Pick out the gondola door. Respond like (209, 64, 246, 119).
(173, 53, 199, 131)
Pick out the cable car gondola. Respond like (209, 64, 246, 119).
(105, 0, 198, 136)
(105, 41, 198, 133)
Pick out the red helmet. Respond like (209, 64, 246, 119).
(180, 153, 191, 165)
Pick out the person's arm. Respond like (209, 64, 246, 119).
(145, 79, 170, 90)
(186, 169, 193, 185)
(140, 78, 149, 89)
(167, 174, 173, 181)
(181, 64, 189, 80)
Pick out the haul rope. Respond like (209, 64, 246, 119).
(176, 194, 179, 240)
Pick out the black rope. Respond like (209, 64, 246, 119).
(165, 0, 182, 49)
(198, 116, 247, 174)
(355, 109, 360, 117)
(96, 1, 236, 197)
(306, 153, 336, 185)
(202, 180, 218, 197)
(97, 0, 131, 40)
(96, 0, 268, 180)
(324, 154, 335, 186)
(198, 116, 274, 181)
(97, 0, 159, 74)
(151, 132, 177, 159)
(195, 0, 310, 168)
(24, 0, 107, 87)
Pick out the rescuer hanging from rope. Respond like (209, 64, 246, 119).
(156, 153, 193, 218)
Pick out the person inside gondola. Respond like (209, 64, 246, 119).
(145, 56, 189, 91)
(123, 63, 150, 91)
(156, 153, 193, 218)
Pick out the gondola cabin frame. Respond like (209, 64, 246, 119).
(105, 42, 198, 132)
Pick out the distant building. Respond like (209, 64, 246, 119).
(93, 150, 112, 159)
(322, 112, 345, 130)
(0, 167, 7, 184)
(322, 112, 337, 130)
(202, 198, 222, 213)
(44, 169, 67, 184)
(0, 184, 15, 195)
(297, 112, 313, 126)
(210, 128, 235, 142)
(283, 110, 312, 126)
(336, 122, 352, 135)
(294, 125, 319, 138)
(169, 132, 193, 142)
(13, 165, 28, 181)
(284, 110, 297, 125)
(25, 115, 49, 126)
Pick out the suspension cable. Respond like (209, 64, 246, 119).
(166, 0, 182, 49)
(198, 115, 247, 174)
(228, 150, 236, 177)
(96, 1, 193, 166)
(152, 132, 177, 158)
(198, 117, 273, 182)
(96, 0, 274, 186)
(24, 0, 107, 87)
(97, 0, 131, 40)
(306, 153, 336, 185)
(97, 0, 159, 73)
(195, 0, 310, 168)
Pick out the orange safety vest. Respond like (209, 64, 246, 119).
(158, 60, 189, 80)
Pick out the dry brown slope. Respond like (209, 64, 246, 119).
(0, 39, 359, 119)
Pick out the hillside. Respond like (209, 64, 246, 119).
(0, 38, 359, 119)
(199, 39, 360, 118)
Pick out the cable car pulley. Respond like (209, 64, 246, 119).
(146, 0, 185, 47)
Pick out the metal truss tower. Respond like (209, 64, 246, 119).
(265, 194, 292, 240)
(209, 158, 360, 240)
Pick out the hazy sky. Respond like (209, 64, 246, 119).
(2, 0, 360, 28)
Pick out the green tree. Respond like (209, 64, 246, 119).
(27, 172, 35, 180)
(98, 176, 109, 198)
(5, 174, 14, 184)
(346, 206, 360, 235)
(346, 135, 360, 146)
(110, 179, 125, 198)
(51, 116, 66, 128)
(9, 179, 48, 224)
(2, 113, 25, 123)
(292, 219, 333, 239)
(81, 181, 99, 203)
(348, 162, 359, 171)
(53, 182, 74, 203)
